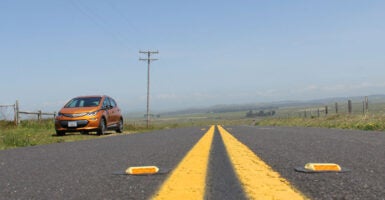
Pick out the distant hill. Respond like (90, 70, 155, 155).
(159, 94, 385, 116)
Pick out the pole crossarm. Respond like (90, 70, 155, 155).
(139, 58, 158, 61)
(139, 50, 159, 54)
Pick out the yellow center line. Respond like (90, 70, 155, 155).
(217, 125, 308, 200)
(151, 125, 215, 200)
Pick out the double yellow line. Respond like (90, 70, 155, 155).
(152, 125, 307, 200)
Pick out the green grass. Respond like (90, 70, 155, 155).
(0, 120, 84, 150)
(253, 100, 385, 131)
(0, 113, 256, 150)
(256, 114, 385, 131)
(2, 107, 384, 150)
(0, 119, 151, 150)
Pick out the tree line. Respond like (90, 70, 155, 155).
(246, 110, 276, 117)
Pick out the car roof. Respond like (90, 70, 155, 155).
(74, 95, 107, 98)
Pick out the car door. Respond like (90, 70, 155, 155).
(102, 97, 113, 126)
(108, 97, 120, 124)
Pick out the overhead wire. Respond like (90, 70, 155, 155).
(68, 0, 138, 52)
(105, 1, 144, 51)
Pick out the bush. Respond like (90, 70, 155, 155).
(356, 123, 379, 131)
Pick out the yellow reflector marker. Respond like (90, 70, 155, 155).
(152, 125, 215, 200)
(217, 125, 307, 200)
(126, 166, 159, 175)
(304, 163, 342, 172)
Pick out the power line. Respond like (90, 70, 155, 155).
(68, 0, 136, 51)
(139, 50, 159, 128)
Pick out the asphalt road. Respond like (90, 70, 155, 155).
(228, 126, 385, 200)
(0, 128, 205, 200)
(1, 126, 385, 199)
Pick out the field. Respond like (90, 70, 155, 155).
(256, 100, 385, 131)
(257, 114, 385, 131)
(0, 114, 255, 150)
(0, 119, 151, 150)
(1, 99, 385, 150)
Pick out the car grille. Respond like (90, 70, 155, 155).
(60, 120, 89, 128)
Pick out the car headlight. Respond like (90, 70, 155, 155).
(87, 111, 98, 116)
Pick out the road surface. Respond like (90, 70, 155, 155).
(1, 125, 384, 199)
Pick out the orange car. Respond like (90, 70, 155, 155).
(55, 95, 123, 136)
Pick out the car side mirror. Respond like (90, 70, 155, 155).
(104, 105, 113, 110)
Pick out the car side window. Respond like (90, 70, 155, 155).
(109, 98, 117, 108)
(102, 98, 111, 109)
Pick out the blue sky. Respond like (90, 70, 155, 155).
(1, 0, 385, 113)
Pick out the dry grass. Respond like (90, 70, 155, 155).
(256, 114, 385, 131)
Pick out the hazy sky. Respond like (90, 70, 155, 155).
(1, 0, 385, 113)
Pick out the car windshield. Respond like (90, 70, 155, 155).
(64, 97, 102, 108)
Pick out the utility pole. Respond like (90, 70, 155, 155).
(139, 50, 159, 128)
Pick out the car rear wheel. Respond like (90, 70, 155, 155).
(116, 119, 123, 133)
(97, 118, 106, 135)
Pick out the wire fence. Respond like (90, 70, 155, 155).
(276, 96, 376, 118)
(0, 104, 16, 121)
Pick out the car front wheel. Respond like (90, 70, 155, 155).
(97, 118, 106, 135)
(56, 130, 65, 136)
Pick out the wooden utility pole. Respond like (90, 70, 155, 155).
(139, 50, 159, 128)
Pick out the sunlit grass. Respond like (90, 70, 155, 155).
(3, 109, 384, 150)
(256, 114, 385, 131)
(0, 119, 142, 150)
(0, 120, 61, 150)
(0, 115, 255, 150)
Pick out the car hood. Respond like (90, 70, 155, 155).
(59, 107, 99, 114)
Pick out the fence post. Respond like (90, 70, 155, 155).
(335, 102, 338, 114)
(365, 96, 369, 113)
(13, 102, 17, 125)
(37, 110, 42, 122)
(14, 100, 20, 126)
(348, 100, 352, 114)
(325, 106, 328, 116)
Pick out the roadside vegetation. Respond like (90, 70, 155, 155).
(0, 113, 255, 150)
(256, 114, 385, 131)
(0, 120, 85, 150)
(256, 99, 385, 131)
(0, 119, 150, 150)
(2, 104, 385, 150)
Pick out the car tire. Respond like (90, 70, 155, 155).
(116, 118, 123, 133)
(56, 130, 65, 136)
(97, 118, 106, 135)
